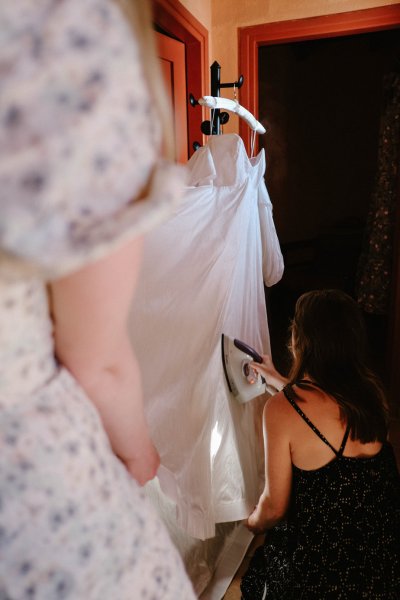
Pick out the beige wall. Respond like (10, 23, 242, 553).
(179, 0, 212, 30)
(211, 0, 400, 133)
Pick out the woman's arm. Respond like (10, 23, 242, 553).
(50, 236, 160, 485)
(246, 393, 293, 533)
(250, 355, 288, 393)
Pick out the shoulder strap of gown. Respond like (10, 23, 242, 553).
(283, 383, 350, 457)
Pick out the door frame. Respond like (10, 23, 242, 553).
(153, 0, 209, 156)
(238, 5, 400, 411)
(238, 5, 400, 152)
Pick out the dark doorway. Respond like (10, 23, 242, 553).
(259, 29, 400, 386)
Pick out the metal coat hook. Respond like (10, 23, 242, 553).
(190, 62, 245, 148)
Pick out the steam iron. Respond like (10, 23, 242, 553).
(221, 334, 268, 403)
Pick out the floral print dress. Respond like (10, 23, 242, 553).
(0, 1, 194, 598)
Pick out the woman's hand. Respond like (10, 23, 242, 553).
(245, 504, 268, 535)
(246, 492, 287, 534)
(250, 355, 288, 392)
(123, 439, 160, 486)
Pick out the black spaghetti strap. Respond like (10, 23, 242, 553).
(297, 380, 352, 457)
(283, 384, 340, 457)
(338, 424, 351, 457)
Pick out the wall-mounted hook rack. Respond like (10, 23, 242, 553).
(190, 62, 245, 146)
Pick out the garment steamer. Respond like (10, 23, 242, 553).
(221, 335, 278, 403)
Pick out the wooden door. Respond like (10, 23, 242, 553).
(156, 31, 188, 163)
(153, 0, 208, 158)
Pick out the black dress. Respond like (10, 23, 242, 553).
(241, 384, 400, 599)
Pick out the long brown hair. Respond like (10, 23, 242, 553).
(289, 289, 388, 443)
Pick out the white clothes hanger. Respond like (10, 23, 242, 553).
(198, 96, 266, 135)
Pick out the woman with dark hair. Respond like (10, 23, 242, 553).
(241, 289, 400, 599)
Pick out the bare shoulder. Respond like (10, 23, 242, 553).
(263, 390, 293, 429)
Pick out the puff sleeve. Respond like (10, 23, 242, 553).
(0, 0, 185, 281)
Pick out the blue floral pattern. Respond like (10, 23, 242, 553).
(0, 1, 193, 598)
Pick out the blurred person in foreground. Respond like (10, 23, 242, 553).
(0, 1, 195, 598)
